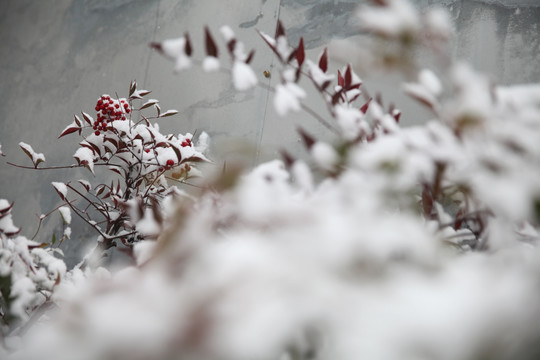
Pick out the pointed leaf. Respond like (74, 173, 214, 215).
(205, 27, 218, 58)
(82, 112, 94, 125)
(245, 49, 255, 64)
(59, 125, 80, 138)
(73, 115, 82, 127)
(337, 70, 344, 87)
(184, 32, 193, 56)
(78, 179, 92, 191)
(139, 99, 159, 110)
(159, 109, 179, 118)
(296, 37, 305, 66)
(360, 98, 372, 114)
(318, 48, 328, 73)
(275, 20, 285, 38)
(297, 127, 315, 149)
(227, 39, 237, 56)
(345, 65, 352, 89)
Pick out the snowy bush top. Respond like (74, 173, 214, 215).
(3, 0, 540, 359)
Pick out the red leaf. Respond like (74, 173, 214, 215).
(280, 149, 295, 168)
(257, 30, 281, 61)
(337, 70, 344, 87)
(227, 39, 237, 56)
(82, 112, 93, 125)
(73, 114, 82, 127)
(245, 49, 255, 64)
(129, 81, 137, 97)
(360, 98, 372, 114)
(59, 126, 79, 138)
(297, 127, 315, 149)
(275, 20, 286, 39)
(344, 65, 352, 89)
(296, 37, 305, 66)
(109, 167, 123, 176)
(205, 27, 218, 58)
(318, 48, 328, 73)
(184, 32, 193, 56)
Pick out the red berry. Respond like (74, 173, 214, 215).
(166, 159, 174, 166)
(115, 104, 120, 109)
(93, 125, 98, 130)
(145, 149, 150, 153)
(95, 130, 100, 136)
(126, 109, 131, 114)
(123, 103, 129, 109)
(159, 167, 164, 172)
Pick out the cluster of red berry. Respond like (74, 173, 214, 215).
(92, 95, 131, 136)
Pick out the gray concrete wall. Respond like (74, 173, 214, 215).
(0, 0, 538, 265)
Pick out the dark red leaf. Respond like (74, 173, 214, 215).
(73, 115, 82, 127)
(287, 48, 297, 64)
(320, 80, 331, 92)
(318, 48, 328, 73)
(245, 49, 255, 64)
(149, 42, 163, 53)
(184, 32, 193, 56)
(82, 112, 93, 125)
(109, 167, 122, 176)
(275, 20, 286, 39)
(171, 145, 183, 162)
(344, 65, 352, 89)
(360, 98, 372, 114)
(280, 149, 295, 168)
(205, 27, 218, 58)
(257, 30, 281, 61)
(129, 81, 137, 97)
(337, 70, 344, 87)
(227, 39, 237, 56)
(58, 126, 79, 138)
(297, 127, 315, 149)
(332, 89, 344, 106)
(296, 37, 305, 66)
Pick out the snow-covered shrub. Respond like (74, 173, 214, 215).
(3, 0, 540, 359)
(9, 81, 210, 265)
(0, 200, 65, 338)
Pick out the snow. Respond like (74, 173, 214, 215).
(58, 206, 71, 225)
(419, 69, 442, 96)
(311, 142, 339, 171)
(160, 37, 191, 72)
(274, 82, 306, 116)
(202, 56, 220, 72)
(357, 0, 420, 38)
(306, 59, 335, 87)
(73, 147, 95, 173)
(19, 142, 46, 165)
(136, 209, 161, 238)
(220, 25, 235, 42)
(334, 104, 363, 141)
(52, 182, 68, 200)
(232, 61, 258, 91)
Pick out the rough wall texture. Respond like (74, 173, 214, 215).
(0, 0, 538, 265)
